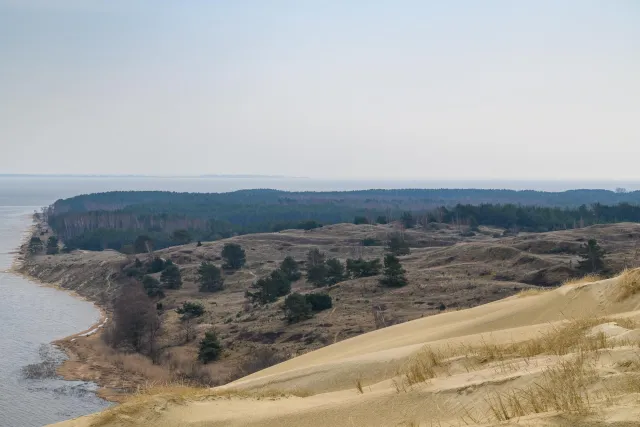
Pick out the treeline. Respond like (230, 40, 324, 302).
(43, 189, 640, 252)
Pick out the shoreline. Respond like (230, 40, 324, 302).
(9, 216, 123, 403)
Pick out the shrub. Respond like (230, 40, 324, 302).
(376, 215, 388, 224)
(306, 248, 325, 267)
(361, 237, 381, 246)
(134, 235, 153, 254)
(297, 220, 322, 230)
(28, 236, 44, 254)
(148, 257, 166, 273)
(198, 262, 224, 292)
(198, 330, 222, 364)
(307, 264, 328, 286)
(380, 254, 408, 287)
(305, 293, 332, 311)
(279, 256, 302, 281)
(386, 233, 410, 255)
(142, 275, 164, 298)
(283, 293, 312, 323)
(353, 216, 369, 225)
(247, 270, 291, 304)
(46, 236, 59, 255)
(221, 243, 246, 270)
(176, 302, 205, 320)
(325, 258, 345, 285)
(160, 264, 182, 289)
(400, 212, 415, 229)
(346, 258, 382, 278)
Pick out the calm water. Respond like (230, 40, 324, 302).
(0, 175, 638, 426)
(0, 208, 108, 426)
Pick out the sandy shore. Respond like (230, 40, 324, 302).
(9, 217, 124, 402)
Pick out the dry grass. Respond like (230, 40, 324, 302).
(612, 316, 638, 330)
(562, 274, 603, 287)
(463, 317, 621, 362)
(617, 268, 640, 301)
(485, 353, 597, 421)
(355, 378, 364, 394)
(400, 347, 445, 387)
(109, 352, 172, 383)
(394, 316, 623, 393)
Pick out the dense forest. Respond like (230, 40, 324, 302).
(43, 189, 640, 252)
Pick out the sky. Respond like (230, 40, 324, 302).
(1, 1, 638, 179)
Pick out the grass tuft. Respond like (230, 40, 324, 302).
(485, 353, 597, 421)
(562, 274, 602, 287)
(617, 268, 640, 301)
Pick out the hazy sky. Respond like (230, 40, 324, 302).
(1, 1, 638, 179)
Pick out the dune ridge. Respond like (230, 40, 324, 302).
(51, 270, 640, 427)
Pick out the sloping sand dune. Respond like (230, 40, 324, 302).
(51, 270, 640, 427)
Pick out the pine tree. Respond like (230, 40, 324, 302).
(160, 264, 182, 289)
(279, 256, 302, 281)
(283, 293, 312, 323)
(198, 262, 224, 292)
(221, 243, 246, 270)
(198, 330, 222, 363)
(577, 238, 607, 274)
(379, 254, 408, 287)
(386, 233, 410, 255)
(325, 258, 345, 284)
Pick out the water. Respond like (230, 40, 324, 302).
(0, 206, 108, 426)
(0, 175, 638, 426)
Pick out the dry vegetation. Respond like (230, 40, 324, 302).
(617, 268, 640, 300)
(18, 222, 640, 404)
(48, 266, 640, 427)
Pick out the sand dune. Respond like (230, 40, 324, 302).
(50, 270, 640, 427)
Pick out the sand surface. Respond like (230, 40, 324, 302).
(49, 271, 640, 427)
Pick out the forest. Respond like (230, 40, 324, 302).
(43, 188, 640, 252)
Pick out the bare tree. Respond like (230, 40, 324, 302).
(105, 281, 160, 357)
(181, 316, 197, 344)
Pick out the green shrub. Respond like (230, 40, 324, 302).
(346, 258, 382, 278)
(305, 293, 332, 311)
(221, 243, 246, 270)
(160, 264, 182, 289)
(353, 216, 369, 225)
(247, 270, 291, 304)
(198, 330, 222, 363)
(142, 275, 164, 297)
(148, 256, 166, 273)
(386, 233, 410, 255)
(361, 238, 381, 246)
(379, 254, 408, 287)
(325, 258, 345, 285)
(283, 293, 312, 323)
(198, 262, 224, 292)
(279, 256, 302, 281)
(176, 301, 205, 319)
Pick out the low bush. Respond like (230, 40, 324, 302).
(305, 293, 332, 311)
